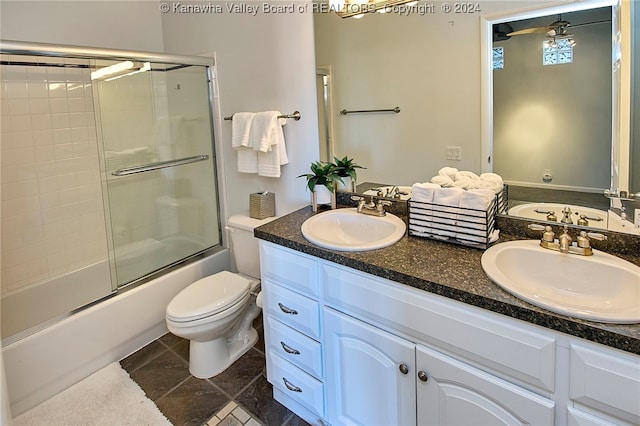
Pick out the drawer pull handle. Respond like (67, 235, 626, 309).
(281, 341, 301, 355)
(278, 302, 298, 315)
(418, 370, 429, 382)
(399, 364, 409, 374)
(283, 377, 302, 392)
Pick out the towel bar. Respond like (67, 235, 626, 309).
(224, 111, 301, 121)
(340, 107, 400, 115)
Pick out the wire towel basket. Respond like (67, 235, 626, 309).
(408, 185, 508, 249)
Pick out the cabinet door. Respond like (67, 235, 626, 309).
(416, 344, 554, 426)
(324, 308, 416, 426)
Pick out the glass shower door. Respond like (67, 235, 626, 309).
(95, 61, 221, 287)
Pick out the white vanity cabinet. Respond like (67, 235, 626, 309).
(259, 241, 639, 426)
(259, 242, 325, 423)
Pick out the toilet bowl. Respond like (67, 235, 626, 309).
(165, 214, 276, 379)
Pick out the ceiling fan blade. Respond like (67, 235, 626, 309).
(507, 26, 551, 36)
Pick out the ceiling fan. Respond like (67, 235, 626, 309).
(507, 15, 572, 37)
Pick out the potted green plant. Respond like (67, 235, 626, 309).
(298, 161, 342, 208)
(332, 156, 366, 192)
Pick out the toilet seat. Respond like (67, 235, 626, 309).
(167, 271, 252, 323)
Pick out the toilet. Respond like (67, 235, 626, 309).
(166, 214, 275, 379)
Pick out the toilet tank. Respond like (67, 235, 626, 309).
(227, 214, 278, 279)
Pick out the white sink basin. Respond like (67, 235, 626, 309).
(301, 208, 406, 251)
(508, 203, 608, 230)
(481, 240, 640, 323)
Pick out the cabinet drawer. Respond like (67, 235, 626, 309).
(267, 352, 324, 418)
(570, 343, 640, 424)
(322, 263, 556, 393)
(260, 242, 319, 297)
(264, 281, 321, 339)
(266, 315, 323, 379)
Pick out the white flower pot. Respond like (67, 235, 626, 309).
(313, 185, 333, 205)
(336, 176, 355, 192)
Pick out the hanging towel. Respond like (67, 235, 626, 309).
(231, 112, 257, 173)
(252, 112, 288, 178)
(232, 112, 255, 149)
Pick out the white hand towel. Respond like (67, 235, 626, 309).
(251, 111, 280, 153)
(231, 112, 255, 148)
(410, 182, 439, 232)
(458, 188, 496, 228)
(255, 113, 288, 178)
(432, 187, 463, 237)
(411, 182, 439, 202)
(231, 112, 257, 173)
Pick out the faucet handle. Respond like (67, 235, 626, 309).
(528, 224, 555, 242)
(527, 223, 546, 231)
(586, 232, 607, 241)
(350, 195, 364, 201)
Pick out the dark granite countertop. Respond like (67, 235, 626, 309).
(255, 205, 640, 355)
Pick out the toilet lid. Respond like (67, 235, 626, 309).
(166, 271, 252, 322)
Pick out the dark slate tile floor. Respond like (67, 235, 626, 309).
(120, 318, 310, 426)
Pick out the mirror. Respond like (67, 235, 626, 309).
(313, 0, 639, 233)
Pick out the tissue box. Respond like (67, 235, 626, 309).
(250, 192, 275, 219)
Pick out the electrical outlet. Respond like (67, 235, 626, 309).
(446, 146, 462, 161)
(635, 209, 640, 229)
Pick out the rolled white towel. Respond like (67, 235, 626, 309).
(453, 177, 475, 190)
(411, 182, 439, 202)
(476, 180, 503, 194)
(458, 170, 481, 181)
(439, 167, 459, 180)
(458, 188, 496, 228)
(431, 175, 455, 187)
(480, 172, 503, 184)
(460, 188, 495, 211)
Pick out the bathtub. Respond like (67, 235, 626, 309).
(1, 261, 113, 341)
(2, 249, 230, 417)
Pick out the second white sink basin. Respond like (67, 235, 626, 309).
(481, 240, 640, 323)
(508, 203, 608, 230)
(301, 208, 406, 251)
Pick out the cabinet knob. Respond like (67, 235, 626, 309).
(417, 371, 429, 382)
(278, 302, 298, 315)
(399, 364, 409, 374)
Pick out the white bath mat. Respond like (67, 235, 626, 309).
(12, 362, 172, 425)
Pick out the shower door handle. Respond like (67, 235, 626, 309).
(111, 154, 209, 176)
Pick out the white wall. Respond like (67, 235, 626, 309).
(159, 1, 321, 217)
(0, 1, 165, 51)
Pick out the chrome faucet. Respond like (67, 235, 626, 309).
(560, 206, 573, 224)
(352, 195, 392, 217)
(528, 224, 607, 256)
(558, 227, 572, 253)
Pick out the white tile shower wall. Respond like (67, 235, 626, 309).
(0, 56, 109, 295)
